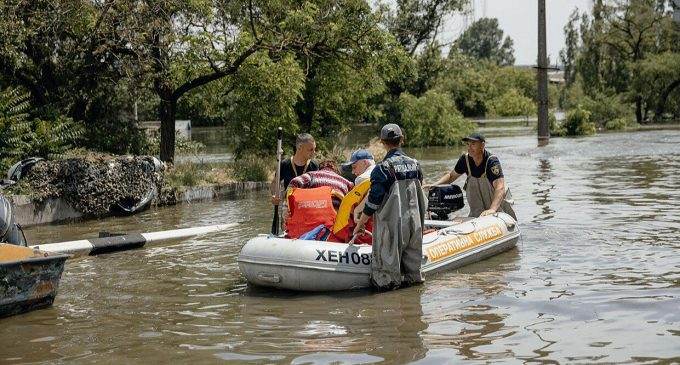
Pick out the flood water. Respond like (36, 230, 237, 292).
(2, 130, 680, 363)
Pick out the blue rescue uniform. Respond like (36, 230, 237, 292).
(363, 148, 423, 216)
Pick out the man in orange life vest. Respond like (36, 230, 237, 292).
(285, 160, 354, 240)
(288, 160, 354, 208)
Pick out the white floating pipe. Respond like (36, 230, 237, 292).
(30, 223, 239, 257)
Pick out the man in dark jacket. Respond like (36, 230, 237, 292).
(353, 124, 427, 290)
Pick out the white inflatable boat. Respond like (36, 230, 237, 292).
(238, 213, 520, 291)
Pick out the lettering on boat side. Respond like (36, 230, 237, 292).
(426, 224, 503, 262)
(315, 249, 371, 265)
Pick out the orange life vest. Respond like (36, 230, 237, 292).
(286, 186, 338, 239)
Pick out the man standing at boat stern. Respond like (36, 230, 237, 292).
(352, 124, 427, 290)
(426, 132, 516, 220)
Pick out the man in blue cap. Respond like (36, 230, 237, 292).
(353, 124, 427, 290)
(343, 149, 375, 231)
(425, 132, 516, 219)
(343, 149, 375, 186)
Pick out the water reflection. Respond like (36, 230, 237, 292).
(225, 287, 428, 363)
(532, 158, 555, 222)
(421, 249, 520, 362)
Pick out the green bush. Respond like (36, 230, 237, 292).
(580, 93, 631, 127)
(604, 117, 629, 130)
(486, 88, 537, 117)
(0, 87, 84, 170)
(549, 112, 564, 136)
(27, 116, 85, 159)
(398, 91, 474, 147)
(562, 80, 631, 127)
(168, 163, 200, 187)
(438, 57, 540, 118)
(0, 87, 32, 171)
(562, 105, 596, 136)
(232, 156, 271, 182)
(495, 67, 537, 101)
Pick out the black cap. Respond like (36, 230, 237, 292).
(462, 132, 486, 143)
(380, 123, 403, 139)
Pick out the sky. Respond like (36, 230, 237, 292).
(442, 0, 593, 65)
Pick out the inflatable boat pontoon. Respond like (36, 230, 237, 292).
(238, 213, 520, 291)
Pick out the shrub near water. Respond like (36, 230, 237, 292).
(486, 88, 537, 117)
(559, 105, 596, 136)
(605, 117, 629, 131)
(398, 91, 473, 147)
(580, 92, 631, 130)
(562, 81, 632, 130)
(232, 156, 272, 182)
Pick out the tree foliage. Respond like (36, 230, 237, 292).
(486, 88, 536, 117)
(554, 104, 596, 136)
(384, 0, 468, 56)
(631, 52, 680, 120)
(398, 90, 473, 147)
(0, 87, 84, 171)
(560, 0, 679, 123)
(436, 54, 535, 117)
(227, 53, 305, 156)
(560, 9, 581, 86)
(453, 18, 515, 66)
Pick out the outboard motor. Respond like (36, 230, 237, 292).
(0, 193, 26, 246)
(427, 184, 465, 220)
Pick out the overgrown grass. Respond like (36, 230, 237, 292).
(167, 162, 233, 188)
(231, 156, 272, 182)
(144, 134, 207, 156)
(166, 157, 274, 188)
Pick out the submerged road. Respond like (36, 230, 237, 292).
(1, 130, 679, 363)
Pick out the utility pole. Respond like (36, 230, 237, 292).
(537, 0, 550, 145)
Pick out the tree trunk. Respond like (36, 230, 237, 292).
(295, 69, 318, 132)
(635, 97, 643, 123)
(159, 98, 177, 163)
(655, 79, 680, 121)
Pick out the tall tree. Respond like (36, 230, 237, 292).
(632, 52, 680, 120)
(602, 0, 673, 122)
(380, 0, 468, 104)
(453, 17, 515, 66)
(289, 0, 403, 135)
(559, 9, 581, 86)
(569, 0, 677, 122)
(104, 0, 290, 162)
(385, 0, 468, 56)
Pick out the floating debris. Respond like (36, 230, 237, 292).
(22, 156, 164, 217)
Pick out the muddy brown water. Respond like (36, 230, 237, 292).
(2, 130, 680, 363)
